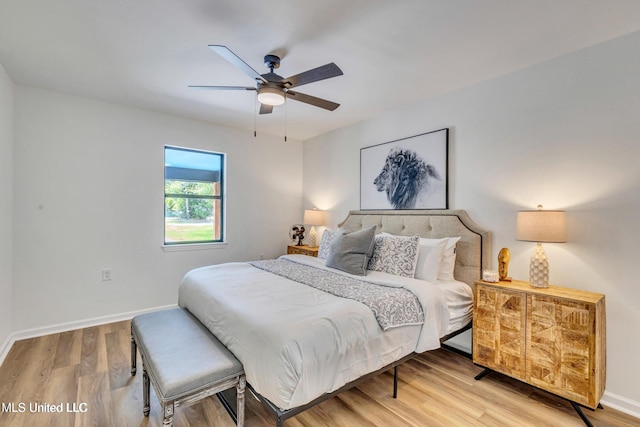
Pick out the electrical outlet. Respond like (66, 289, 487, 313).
(101, 269, 112, 281)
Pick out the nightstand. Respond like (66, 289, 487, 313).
(473, 280, 606, 423)
(287, 245, 319, 257)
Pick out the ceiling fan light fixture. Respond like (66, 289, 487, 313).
(257, 86, 285, 106)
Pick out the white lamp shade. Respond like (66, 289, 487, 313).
(303, 209, 325, 226)
(257, 86, 285, 106)
(516, 210, 566, 243)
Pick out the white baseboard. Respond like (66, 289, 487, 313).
(0, 304, 177, 367)
(601, 391, 640, 419)
(0, 333, 15, 368)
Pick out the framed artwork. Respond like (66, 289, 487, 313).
(360, 128, 448, 210)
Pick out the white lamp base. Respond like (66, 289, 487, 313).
(529, 243, 550, 288)
(308, 226, 318, 247)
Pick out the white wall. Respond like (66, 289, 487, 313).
(12, 86, 302, 331)
(0, 63, 13, 348)
(304, 31, 640, 411)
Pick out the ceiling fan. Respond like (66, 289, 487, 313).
(190, 45, 343, 114)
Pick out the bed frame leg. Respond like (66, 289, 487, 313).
(393, 366, 398, 398)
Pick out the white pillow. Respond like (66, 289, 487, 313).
(438, 237, 461, 282)
(414, 238, 449, 282)
(368, 233, 420, 277)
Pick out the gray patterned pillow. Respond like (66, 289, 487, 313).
(368, 234, 420, 278)
(318, 229, 336, 260)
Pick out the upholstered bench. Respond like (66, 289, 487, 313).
(130, 307, 245, 427)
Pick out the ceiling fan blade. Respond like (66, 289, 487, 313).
(259, 104, 273, 115)
(285, 90, 340, 111)
(209, 45, 268, 84)
(283, 63, 343, 88)
(189, 85, 257, 91)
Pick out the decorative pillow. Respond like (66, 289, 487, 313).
(318, 229, 336, 260)
(325, 226, 377, 276)
(414, 238, 449, 283)
(438, 237, 462, 282)
(368, 234, 420, 278)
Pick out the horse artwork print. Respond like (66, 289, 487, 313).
(361, 129, 448, 210)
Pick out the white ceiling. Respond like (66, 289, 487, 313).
(2, 0, 640, 141)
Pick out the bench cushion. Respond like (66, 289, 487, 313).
(132, 307, 243, 401)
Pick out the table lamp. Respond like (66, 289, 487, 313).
(303, 209, 326, 247)
(516, 205, 566, 288)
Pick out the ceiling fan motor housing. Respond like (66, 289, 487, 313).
(264, 54, 280, 70)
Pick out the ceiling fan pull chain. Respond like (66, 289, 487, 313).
(254, 92, 257, 137)
(284, 98, 288, 142)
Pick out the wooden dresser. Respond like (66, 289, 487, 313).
(287, 245, 319, 257)
(473, 280, 606, 410)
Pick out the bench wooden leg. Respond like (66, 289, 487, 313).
(130, 326, 137, 375)
(143, 362, 150, 417)
(162, 402, 175, 426)
(236, 376, 246, 427)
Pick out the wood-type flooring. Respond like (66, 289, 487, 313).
(0, 320, 638, 426)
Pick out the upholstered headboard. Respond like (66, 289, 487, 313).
(337, 210, 491, 288)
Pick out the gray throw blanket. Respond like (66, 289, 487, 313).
(249, 258, 424, 330)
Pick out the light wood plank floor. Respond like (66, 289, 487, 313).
(0, 320, 638, 427)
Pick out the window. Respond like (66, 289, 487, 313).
(164, 146, 225, 245)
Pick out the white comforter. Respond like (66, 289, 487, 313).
(178, 254, 451, 410)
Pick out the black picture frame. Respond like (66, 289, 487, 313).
(360, 128, 448, 210)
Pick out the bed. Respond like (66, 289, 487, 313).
(178, 209, 491, 426)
